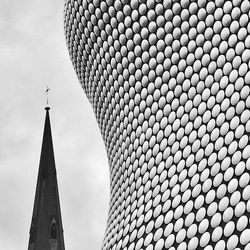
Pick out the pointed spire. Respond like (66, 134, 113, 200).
(28, 107, 65, 250)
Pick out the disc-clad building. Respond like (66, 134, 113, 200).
(64, 1, 250, 249)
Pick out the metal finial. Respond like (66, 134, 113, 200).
(45, 86, 50, 107)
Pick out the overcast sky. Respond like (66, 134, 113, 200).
(0, 1, 109, 249)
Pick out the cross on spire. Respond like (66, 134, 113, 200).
(45, 86, 50, 106)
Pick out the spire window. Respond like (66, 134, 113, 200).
(50, 218, 57, 239)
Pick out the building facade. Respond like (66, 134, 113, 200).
(64, 1, 250, 249)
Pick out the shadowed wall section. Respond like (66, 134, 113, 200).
(64, 1, 250, 249)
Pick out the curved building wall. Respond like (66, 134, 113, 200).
(64, 1, 250, 249)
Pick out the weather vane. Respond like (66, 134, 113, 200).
(45, 86, 50, 106)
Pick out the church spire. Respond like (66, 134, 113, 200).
(28, 107, 65, 250)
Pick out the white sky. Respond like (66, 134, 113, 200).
(0, 0, 109, 249)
